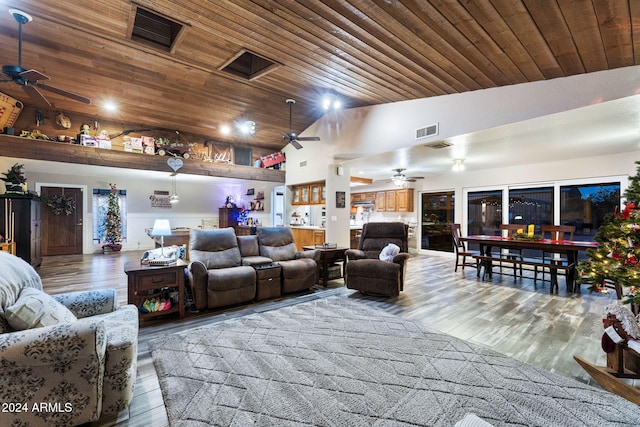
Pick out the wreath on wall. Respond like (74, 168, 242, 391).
(46, 193, 77, 216)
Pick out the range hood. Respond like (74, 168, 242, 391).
(352, 200, 375, 205)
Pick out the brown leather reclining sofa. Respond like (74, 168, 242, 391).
(188, 227, 319, 310)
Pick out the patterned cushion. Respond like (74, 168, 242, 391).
(0, 251, 43, 333)
(5, 287, 77, 330)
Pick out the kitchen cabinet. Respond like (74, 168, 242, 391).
(375, 189, 414, 212)
(396, 189, 414, 212)
(293, 182, 325, 205)
(291, 227, 325, 251)
(376, 191, 386, 211)
(385, 191, 396, 212)
(0, 194, 42, 266)
(292, 186, 301, 204)
(310, 183, 324, 204)
(350, 229, 361, 249)
(351, 192, 376, 202)
(292, 185, 310, 205)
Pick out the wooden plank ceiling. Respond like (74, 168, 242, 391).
(0, 0, 638, 153)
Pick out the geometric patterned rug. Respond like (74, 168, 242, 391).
(149, 296, 640, 426)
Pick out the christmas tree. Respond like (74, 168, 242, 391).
(577, 162, 640, 305)
(104, 183, 122, 245)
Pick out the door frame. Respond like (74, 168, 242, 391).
(36, 182, 88, 253)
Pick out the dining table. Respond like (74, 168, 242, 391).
(461, 235, 598, 292)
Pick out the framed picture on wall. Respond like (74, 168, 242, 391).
(336, 191, 346, 208)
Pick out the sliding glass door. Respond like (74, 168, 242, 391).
(421, 191, 454, 252)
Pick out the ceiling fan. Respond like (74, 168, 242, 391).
(389, 168, 424, 185)
(282, 98, 320, 149)
(0, 8, 91, 107)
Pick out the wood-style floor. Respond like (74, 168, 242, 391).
(37, 250, 623, 426)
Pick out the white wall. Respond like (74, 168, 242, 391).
(0, 157, 278, 253)
(302, 65, 640, 166)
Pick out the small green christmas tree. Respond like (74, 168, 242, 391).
(104, 183, 122, 245)
(577, 161, 640, 305)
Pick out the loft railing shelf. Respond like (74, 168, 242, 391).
(0, 134, 285, 183)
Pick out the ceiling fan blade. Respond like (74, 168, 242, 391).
(22, 84, 51, 107)
(296, 136, 321, 141)
(291, 140, 303, 150)
(36, 82, 91, 104)
(19, 68, 49, 81)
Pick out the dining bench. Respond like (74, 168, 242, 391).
(473, 254, 575, 293)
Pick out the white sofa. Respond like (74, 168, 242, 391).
(0, 251, 138, 426)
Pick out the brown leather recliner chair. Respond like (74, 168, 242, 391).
(345, 222, 410, 296)
(188, 228, 257, 310)
(256, 227, 320, 293)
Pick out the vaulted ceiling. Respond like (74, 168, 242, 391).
(0, 0, 638, 154)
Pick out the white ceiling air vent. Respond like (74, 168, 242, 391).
(415, 123, 439, 140)
(424, 140, 452, 149)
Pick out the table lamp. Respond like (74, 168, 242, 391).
(151, 219, 172, 256)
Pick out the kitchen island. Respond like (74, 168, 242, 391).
(290, 226, 325, 251)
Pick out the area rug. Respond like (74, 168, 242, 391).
(149, 296, 640, 426)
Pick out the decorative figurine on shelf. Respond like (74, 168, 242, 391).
(1, 163, 26, 193)
(224, 195, 236, 208)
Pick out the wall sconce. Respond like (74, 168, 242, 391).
(452, 159, 465, 172)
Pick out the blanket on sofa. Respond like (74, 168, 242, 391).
(149, 296, 640, 426)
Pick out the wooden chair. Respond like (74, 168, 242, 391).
(451, 224, 479, 272)
(534, 225, 576, 287)
(498, 224, 525, 279)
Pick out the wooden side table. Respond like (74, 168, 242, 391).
(125, 259, 187, 321)
(302, 245, 348, 286)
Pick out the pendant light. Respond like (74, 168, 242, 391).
(170, 174, 179, 204)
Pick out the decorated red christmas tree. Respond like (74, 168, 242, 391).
(578, 162, 640, 305)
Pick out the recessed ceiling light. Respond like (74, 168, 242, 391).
(321, 94, 343, 111)
(220, 124, 231, 135)
(103, 101, 118, 112)
(238, 120, 255, 135)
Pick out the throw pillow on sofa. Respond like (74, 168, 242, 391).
(5, 287, 77, 330)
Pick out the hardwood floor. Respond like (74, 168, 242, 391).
(37, 250, 623, 426)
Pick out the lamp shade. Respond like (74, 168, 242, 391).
(151, 219, 172, 236)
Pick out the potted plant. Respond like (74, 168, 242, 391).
(1, 163, 26, 192)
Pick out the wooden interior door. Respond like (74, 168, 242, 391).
(42, 186, 83, 255)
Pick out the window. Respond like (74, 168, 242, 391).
(92, 188, 127, 243)
(421, 191, 454, 252)
(459, 179, 622, 256)
(560, 182, 620, 241)
(467, 189, 503, 238)
(508, 187, 553, 231)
